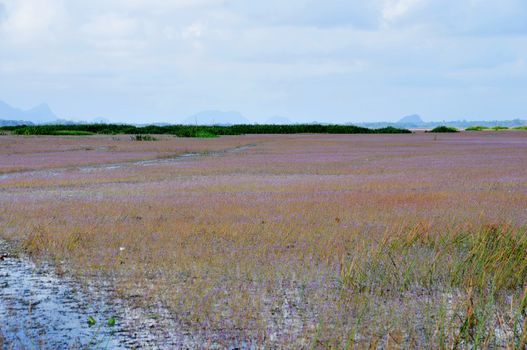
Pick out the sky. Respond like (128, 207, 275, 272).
(0, 0, 526, 123)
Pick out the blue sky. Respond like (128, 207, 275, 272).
(0, 0, 526, 123)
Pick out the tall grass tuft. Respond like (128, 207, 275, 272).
(341, 224, 527, 294)
(452, 224, 527, 291)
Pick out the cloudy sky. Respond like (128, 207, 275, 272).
(0, 0, 526, 123)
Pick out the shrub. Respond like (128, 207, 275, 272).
(490, 126, 508, 130)
(193, 130, 218, 138)
(428, 126, 459, 133)
(131, 134, 157, 141)
(512, 126, 527, 130)
(0, 123, 412, 136)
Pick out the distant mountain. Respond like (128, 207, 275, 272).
(0, 100, 25, 120)
(398, 114, 424, 124)
(0, 100, 57, 123)
(92, 117, 110, 124)
(357, 118, 527, 129)
(0, 119, 34, 126)
(265, 115, 291, 125)
(25, 103, 57, 122)
(52, 118, 80, 125)
(183, 110, 251, 125)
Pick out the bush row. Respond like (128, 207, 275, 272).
(1, 124, 411, 137)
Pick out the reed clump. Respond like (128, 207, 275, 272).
(341, 224, 527, 294)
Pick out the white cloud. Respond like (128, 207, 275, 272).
(81, 14, 141, 39)
(381, 0, 424, 24)
(0, 0, 68, 46)
(0, 0, 526, 122)
(182, 22, 206, 40)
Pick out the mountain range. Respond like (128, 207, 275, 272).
(398, 114, 424, 124)
(182, 110, 251, 125)
(0, 100, 57, 124)
(357, 114, 527, 129)
(1, 100, 526, 128)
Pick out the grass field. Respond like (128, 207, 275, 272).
(1, 131, 527, 348)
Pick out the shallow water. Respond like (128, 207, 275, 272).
(0, 249, 129, 349)
(0, 244, 261, 349)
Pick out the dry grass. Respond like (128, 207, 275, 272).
(1, 131, 527, 348)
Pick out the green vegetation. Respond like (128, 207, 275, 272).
(0, 123, 411, 137)
(194, 130, 218, 138)
(490, 125, 509, 130)
(86, 314, 117, 349)
(513, 126, 527, 130)
(87, 315, 96, 327)
(465, 125, 490, 131)
(428, 125, 459, 133)
(339, 224, 527, 348)
(2, 126, 95, 135)
(341, 224, 527, 294)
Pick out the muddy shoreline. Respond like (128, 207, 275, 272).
(0, 240, 127, 348)
(0, 239, 306, 349)
(0, 240, 204, 349)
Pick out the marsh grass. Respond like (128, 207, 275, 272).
(2, 133, 527, 348)
(338, 224, 527, 348)
(340, 224, 527, 293)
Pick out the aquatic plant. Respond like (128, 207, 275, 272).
(85, 315, 117, 349)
